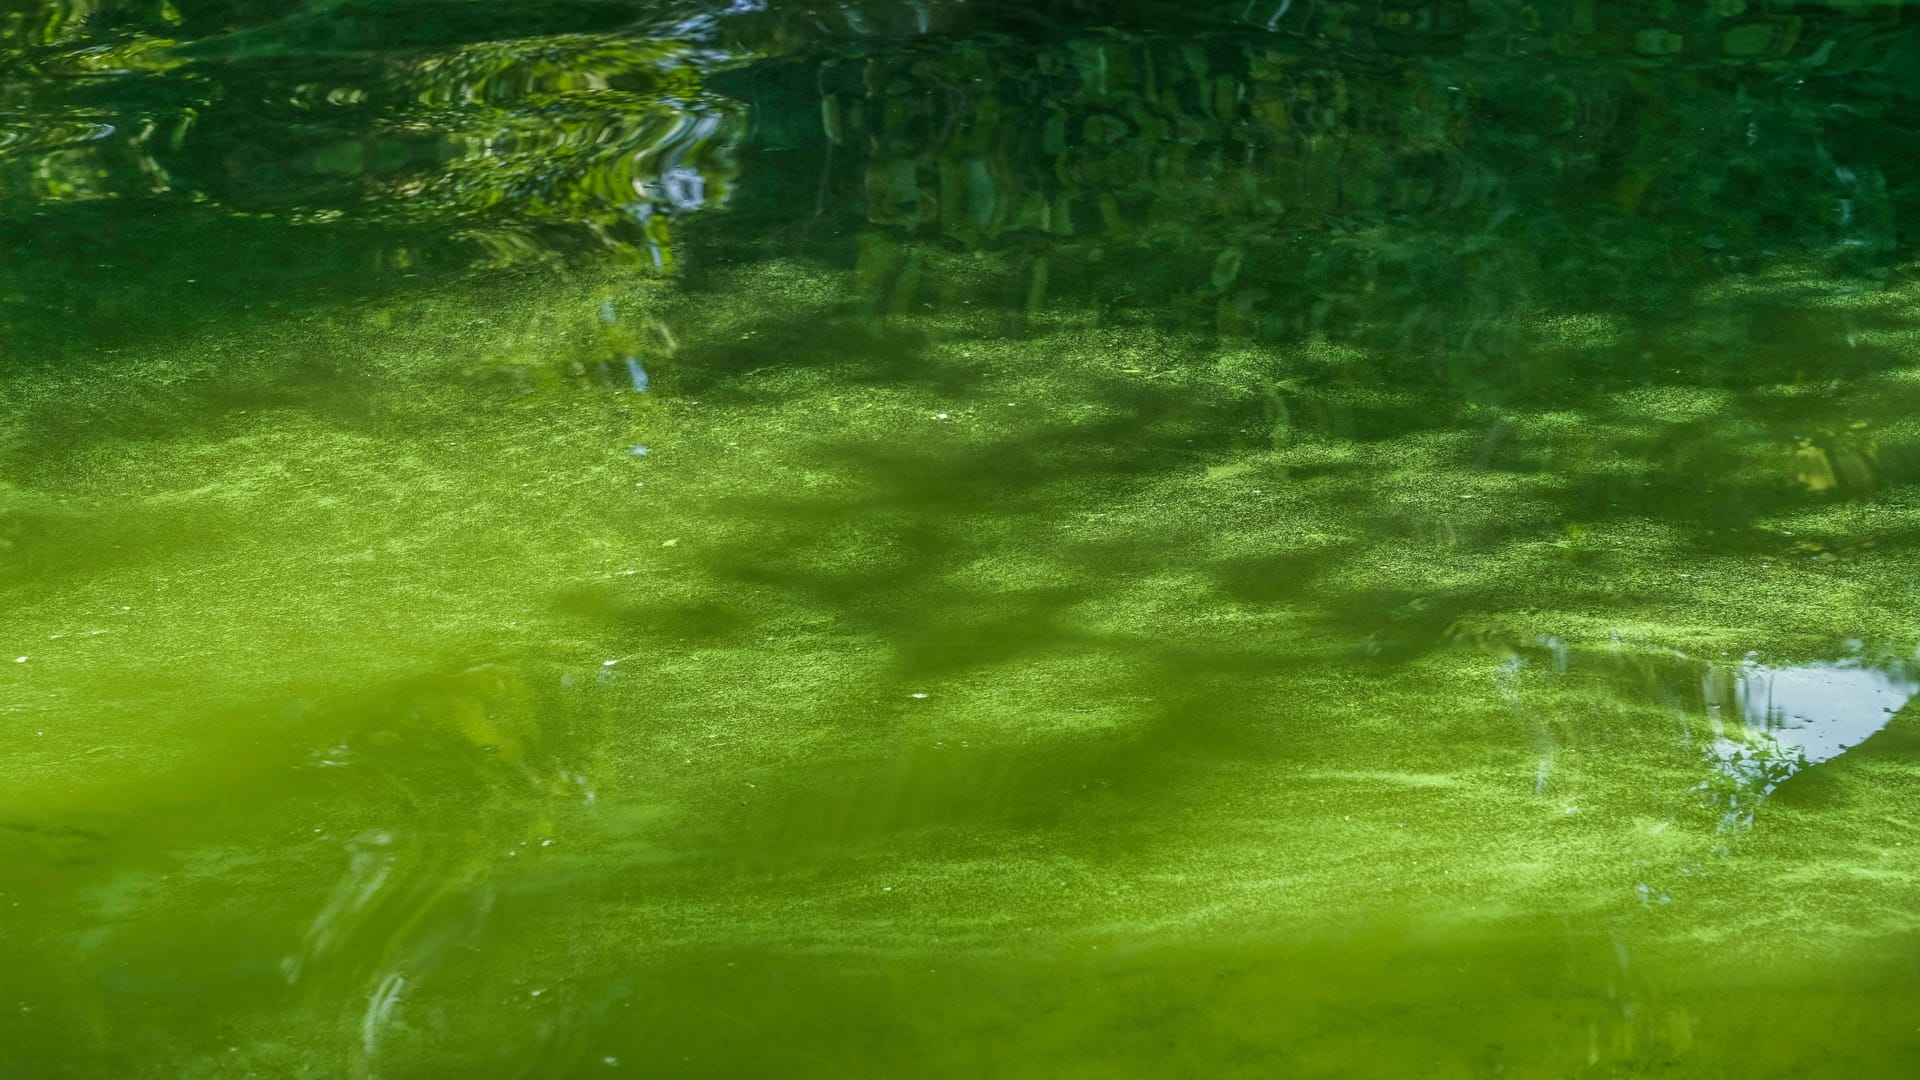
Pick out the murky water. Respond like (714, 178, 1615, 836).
(5, 2, 1920, 1076)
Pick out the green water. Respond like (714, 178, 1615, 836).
(5, 1, 1920, 1076)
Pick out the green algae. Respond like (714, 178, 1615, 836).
(7, 3, 1920, 1075)
(3, 244, 1920, 1075)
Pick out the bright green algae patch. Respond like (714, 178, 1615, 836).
(3, 254, 1920, 1076)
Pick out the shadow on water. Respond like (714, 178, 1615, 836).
(530, 925, 1920, 1078)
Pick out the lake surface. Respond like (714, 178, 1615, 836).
(4, 2, 1920, 1076)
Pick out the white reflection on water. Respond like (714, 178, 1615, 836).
(361, 971, 407, 1063)
(1703, 657, 1918, 824)
(283, 830, 397, 986)
(1720, 659, 1918, 768)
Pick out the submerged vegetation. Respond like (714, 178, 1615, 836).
(3, 1, 1920, 1077)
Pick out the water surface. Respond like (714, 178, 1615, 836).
(4, 2, 1920, 1076)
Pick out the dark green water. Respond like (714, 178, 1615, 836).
(5, 1, 1920, 1076)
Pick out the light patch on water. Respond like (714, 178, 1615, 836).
(283, 830, 397, 985)
(1703, 657, 1918, 820)
(623, 356, 650, 393)
(361, 970, 407, 1062)
(1721, 660, 1916, 767)
(1316, 770, 1458, 788)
